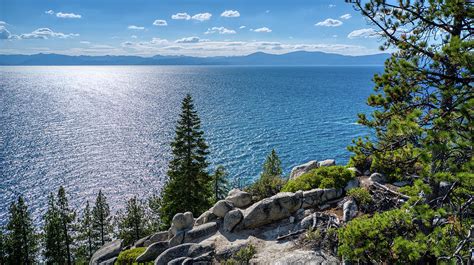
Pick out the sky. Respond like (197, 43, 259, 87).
(0, 0, 385, 57)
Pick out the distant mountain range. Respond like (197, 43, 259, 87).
(0, 51, 390, 66)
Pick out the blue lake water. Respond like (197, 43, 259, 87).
(0, 66, 379, 224)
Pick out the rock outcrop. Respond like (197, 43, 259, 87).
(290, 160, 319, 179)
(318, 159, 336, 167)
(225, 189, 252, 208)
(89, 239, 123, 265)
(223, 209, 243, 232)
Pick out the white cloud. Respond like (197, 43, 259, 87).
(128, 25, 145, 30)
(347, 28, 379, 39)
(239, 26, 246, 29)
(45, 10, 54, 15)
(56, 12, 82, 19)
(205, 27, 236, 35)
(328, 4, 336, 8)
(153, 20, 167, 26)
(175, 36, 202, 43)
(0, 26, 11, 39)
(221, 10, 240, 18)
(131, 35, 138, 39)
(315, 18, 342, 27)
(150, 38, 168, 45)
(191, 13, 212, 21)
(171, 12, 191, 20)
(19, 28, 79, 39)
(340, 14, 351, 20)
(253, 27, 272, 33)
(80, 41, 91, 44)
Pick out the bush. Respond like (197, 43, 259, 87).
(223, 244, 256, 265)
(246, 175, 286, 201)
(347, 187, 372, 207)
(115, 247, 148, 265)
(282, 166, 354, 192)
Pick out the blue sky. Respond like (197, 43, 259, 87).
(0, 0, 384, 57)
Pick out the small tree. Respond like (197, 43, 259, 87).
(213, 165, 230, 202)
(148, 194, 162, 232)
(92, 190, 112, 246)
(247, 149, 286, 200)
(76, 201, 97, 262)
(116, 196, 150, 246)
(56, 186, 75, 265)
(5, 196, 38, 264)
(159, 94, 213, 227)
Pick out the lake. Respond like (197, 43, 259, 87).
(0, 66, 379, 224)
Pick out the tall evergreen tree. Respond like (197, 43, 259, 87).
(56, 186, 75, 265)
(0, 228, 5, 265)
(213, 165, 230, 202)
(116, 196, 150, 246)
(159, 94, 213, 226)
(92, 190, 111, 246)
(4, 196, 37, 264)
(147, 194, 162, 232)
(261, 149, 283, 178)
(76, 201, 97, 262)
(43, 193, 64, 264)
(247, 149, 285, 200)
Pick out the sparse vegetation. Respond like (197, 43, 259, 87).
(282, 166, 354, 192)
(115, 247, 148, 265)
(223, 244, 257, 265)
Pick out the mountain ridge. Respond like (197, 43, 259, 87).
(0, 51, 389, 66)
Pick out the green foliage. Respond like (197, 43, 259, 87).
(347, 187, 372, 208)
(147, 194, 162, 232)
(213, 165, 230, 203)
(223, 244, 256, 265)
(282, 166, 354, 192)
(92, 190, 112, 246)
(76, 201, 99, 262)
(116, 196, 152, 246)
(0, 229, 5, 264)
(159, 94, 213, 227)
(246, 149, 286, 201)
(115, 247, 149, 265)
(4, 196, 38, 264)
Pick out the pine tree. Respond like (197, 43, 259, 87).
(43, 193, 64, 264)
(116, 196, 150, 246)
(247, 149, 285, 200)
(4, 196, 37, 264)
(56, 186, 75, 265)
(76, 201, 97, 262)
(0, 228, 5, 265)
(159, 94, 213, 226)
(92, 190, 111, 246)
(347, 0, 473, 191)
(213, 165, 230, 202)
(148, 194, 162, 232)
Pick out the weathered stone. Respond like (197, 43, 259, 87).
(154, 243, 214, 265)
(241, 192, 302, 229)
(212, 200, 234, 218)
(317, 159, 336, 167)
(223, 209, 243, 232)
(343, 199, 358, 222)
(299, 214, 315, 230)
(133, 235, 150, 248)
(320, 188, 343, 202)
(369, 173, 387, 184)
(144, 231, 169, 247)
(302, 189, 325, 208)
(89, 239, 123, 265)
(344, 178, 360, 192)
(225, 189, 252, 208)
(136, 241, 169, 263)
(169, 230, 185, 247)
(183, 222, 218, 243)
(290, 160, 318, 179)
(172, 212, 194, 231)
(168, 257, 187, 265)
(195, 210, 217, 226)
(392, 181, 410, 187)
(98, 256, 117, 265)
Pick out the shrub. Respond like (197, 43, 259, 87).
(115, 247, 148, 265)
(223, 244, 256, 265)
(282, 166, 354, 192)
(347, 187, 372, 207)
(246, 175, 286, 201)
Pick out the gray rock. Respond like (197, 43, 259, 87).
(195, 210, 217, 226)
(392, 181, 410, 187)
(293, 208, 305, 221)
(343, 199, 358, 222)
(168, 257, 187, 265)
(183, 222, 218, 243)
(299, 214, 316, 230)
(242, 192, 303, 229)
(154, 243, 214, 265)
(369, 173, 387, 184)
(344, 178, 360, 192)
(133, 235, 150, 248)
(98, 256, 117, 265)
(223, 209, 243, 232)
(290, 160, 318, 179)
(212, 200, 234, 218)
(144, 231, 169, 247)
(320, 188, 343, 202)
(302, 189, 325, 208)
(317, 159, 336, 167)
(172, 212, 194, 231)
(225, 189, 252, 208)
(169, 230, 185, 247)
(136, 241, 169, 263)
(89, 239, 123, 265)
